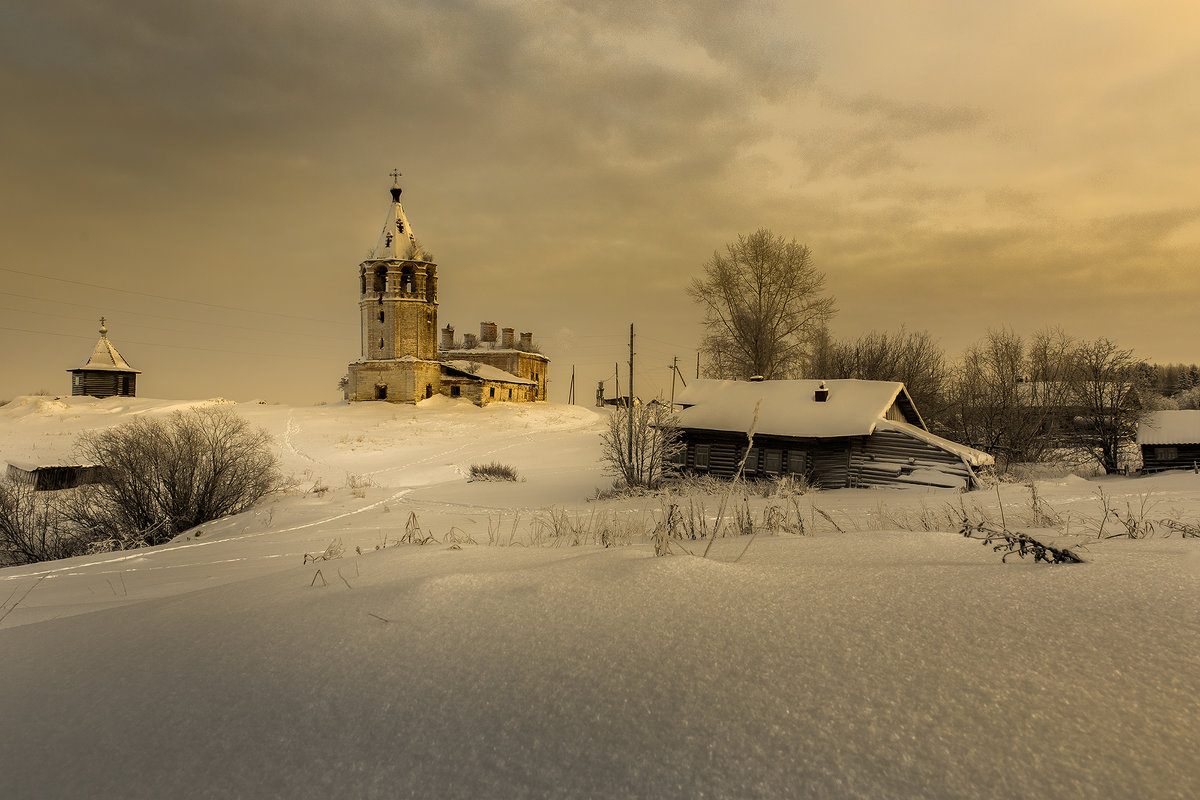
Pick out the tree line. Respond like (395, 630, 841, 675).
(691, 228, 1195, 474)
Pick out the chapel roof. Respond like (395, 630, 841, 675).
(70, 318, 140, 374)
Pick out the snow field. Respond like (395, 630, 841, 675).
(0, 396, 1197, 798)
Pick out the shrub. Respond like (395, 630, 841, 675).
(599, 403, 682, 490)
(66, 406, 283, 548)
(0, 480, 89, 566)
(469, 462, 519, 482)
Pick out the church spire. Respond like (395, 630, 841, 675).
(371, 170, 424, 261)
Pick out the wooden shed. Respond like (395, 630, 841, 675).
(673, 379, 993, 489)
(1137, 411, 1200, 472)
(68, 318, 140, 398)
(6, 461, 108, 491)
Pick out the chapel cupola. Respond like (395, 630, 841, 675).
(68, 317, 140, 398)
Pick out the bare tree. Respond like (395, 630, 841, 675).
(947, 327, 1071, 468)
(1065, 338, 1148, 474)
(810, 326, 949, 429)
(599, 403, 683, 490)
(67, 406, 284, 548)
(0, 480, 88, 566)
(689, 229, 835, 380)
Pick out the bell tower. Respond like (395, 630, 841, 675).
(345, 174, 442, 402)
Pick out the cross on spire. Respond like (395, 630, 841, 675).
(389, 168, 402, 186)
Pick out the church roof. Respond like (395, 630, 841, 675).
(368, 175, 427, 262)
(70, 319, 140, 374)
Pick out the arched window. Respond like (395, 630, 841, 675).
(372, 265, 387, 293)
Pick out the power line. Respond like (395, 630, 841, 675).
(0, 290, 342, 336)
(0, 325, 345, 362)
(0, 266, 342, 325)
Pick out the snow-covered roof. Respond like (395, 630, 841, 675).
(69, 320, 140, 374)
(367, 181, 428, 262)
(875, 419, 994, 467)
(674, 379, 920, 438)
(1138, 410, 1200, 445)
(442, 361, 535, 385)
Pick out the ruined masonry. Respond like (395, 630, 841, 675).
(344, 179, 549, 405)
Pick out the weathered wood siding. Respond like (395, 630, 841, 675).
(854, 428, 973, 488)
(1141, 444, 1200, 473)
(70, 371, 136, 399)
(679, 428, 975, 489)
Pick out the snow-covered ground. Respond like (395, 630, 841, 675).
(0, 396, 1196, 799)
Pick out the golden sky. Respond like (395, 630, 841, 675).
(2, 0, 1197, 403)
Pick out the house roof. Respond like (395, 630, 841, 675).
(441, 361, 536, 386)
(366, 179, 428, 263)
(69, 319, 140, 374)
(1138, 410, 1200, 445)
(875, 419, 994, 467)
(674, 379, 923, 439)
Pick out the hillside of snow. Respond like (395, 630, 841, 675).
(1, 396, 1197, 799)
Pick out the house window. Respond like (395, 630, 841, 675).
(787, 451, 806, 474)
(695, 444, 711, 470)
(425, 384, 432, 399)
(764, 449, 782, 474)
(450, 385, 461, 397)
(743, 447, 759, 474)
(489, 387, 495, 399)
(1155, 447, 1178, 461)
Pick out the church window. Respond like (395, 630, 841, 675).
(385, 232, 393, 247)
(397, 219, 404, 233)
(400, 265, 415, 293)
(379, 337, 384, 350)
(373, 265, 387, 293)
(378, 311, 384, 323)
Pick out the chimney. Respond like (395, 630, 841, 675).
(441, 324, 455, 350)
(502, 327, 515, 349)
(814, 382, 829, 402)
(480, 322, 498, 344)
(464, 333, 478, 349)
(519, 332, 534, 351)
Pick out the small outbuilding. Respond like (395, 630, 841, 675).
(68, 318, 140, 398)
(6, 461, 107, 491)
(673, 378, 993, 489)
(1137, 410, 1200, 472)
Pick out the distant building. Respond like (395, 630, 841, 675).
(6, 461, 107, 491)
(68, 318, 139, 398)
(1138, 410, 1200, 472)
(344, 177, 548, 405)
(673, 378, 993, 489)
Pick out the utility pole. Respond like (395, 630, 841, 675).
(696, 351, 701, 380)
(568, 366, 575, 404)
(614, 362, 620, 404)
(628, 323, 635, 470)
(670, 357, 687, 408)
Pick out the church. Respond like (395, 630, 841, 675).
(344, 178, 549, 405)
